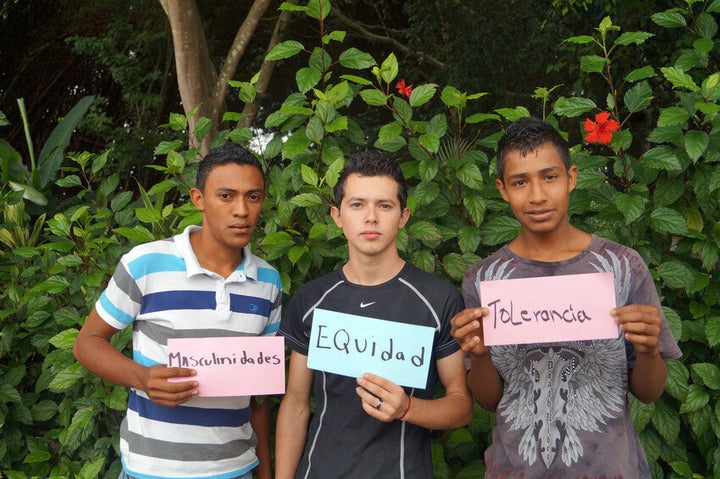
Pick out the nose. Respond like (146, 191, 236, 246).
(233, 198, 249, 217)
(528, 181, 547, 203)
(365, 206, 378, 223)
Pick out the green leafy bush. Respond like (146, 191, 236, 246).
(1, 1, 718, 478)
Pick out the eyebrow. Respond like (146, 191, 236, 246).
(345, 196, 396, 204)
(215, 187, 264, 194)
(507, 166, 561, 180)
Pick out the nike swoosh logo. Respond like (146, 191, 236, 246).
(360, 301, 376, 308)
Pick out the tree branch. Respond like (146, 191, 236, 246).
(332, 5, 444, 69)
(238, 0, 299, 128)
(211, 0, 274, 136)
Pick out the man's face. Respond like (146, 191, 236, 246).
(190, 163, 265, 252)
(495, 142, 577, 237)
(331, 173, 409, 260)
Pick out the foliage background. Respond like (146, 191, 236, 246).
(1, 0, 719, 478)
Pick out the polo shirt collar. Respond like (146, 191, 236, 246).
(175, 225, 258, 281)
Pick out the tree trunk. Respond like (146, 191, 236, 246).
(159, 0, 274, 156)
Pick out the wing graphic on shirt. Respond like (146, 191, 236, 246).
(493, 340, 626, 468)
(482, 258, 627, 469)
(589, 250, 632, 307)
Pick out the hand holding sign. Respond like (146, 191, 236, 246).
(450, 307, 491, 356)
(479, 272, 618, 346)
(143, 364, 199, 407)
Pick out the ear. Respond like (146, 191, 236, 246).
(330, 205, 342, 228)
(495, 178, 509, 202)
(398, 207, 410, 228)
(567, 165, 578, 193)
(190, 187, 205, 211)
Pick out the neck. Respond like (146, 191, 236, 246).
(342, 254, 405, 286)
(189, 229, 244, 278)
(509, 224, 591, 262)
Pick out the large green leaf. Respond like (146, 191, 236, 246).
(650, 207, 688, 234)
(657, 261, 694, 289)
(265, 40, 304, 61)
(661, 67, 699, 91)
(480, 216, 520, 245)
(553, 97, 597, 117)
(706, 316, 720, 346)
(652, 397, 680, 443)
(657, 107, 690, 127)
(691, 363, 720, 390)
(338, 48, 376, 69)
(651, 11, 687, 28)
(613, 192, 646, 224)
(409, 83, 437, 107)
(408, 220, 442, 243)
(614, 31, 654, 46)
(623, 80, 653, 113)
(679, 384, 710, 413)
(684, 130, 710, 162)
(36, 95, 94, 189)
(641, 146, 681, 170)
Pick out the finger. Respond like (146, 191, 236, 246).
(146, 385, 198, 406)
(162, 367, 198, 378)
(452, 308, 487, 328)
(359, 372, 397, 390)
(356, 375, 391, 402)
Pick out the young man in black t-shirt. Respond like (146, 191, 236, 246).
(276, 150, 472, 479)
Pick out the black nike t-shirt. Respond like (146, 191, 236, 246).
(278, 262, 463, 479)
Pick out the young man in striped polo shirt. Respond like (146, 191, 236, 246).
(74, 142, 281, 479)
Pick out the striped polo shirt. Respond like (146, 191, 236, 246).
(95, 225, 282, 479)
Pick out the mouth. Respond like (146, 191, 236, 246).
(361, 230, 381, 239)
(229, 224, 254, 233)
(525, 209, 553, 221)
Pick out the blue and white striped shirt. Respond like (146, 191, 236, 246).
(96, 225, 282, 479)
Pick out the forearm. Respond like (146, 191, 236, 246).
(401, 389, 472, 430)
(275, 397, 310, 479)
(399, 351, 472, 429)
(250, 397, 272, 479)
(629, 351, 667, 403)
(468, 353, 503, 411)
(74, 331, 146, 390)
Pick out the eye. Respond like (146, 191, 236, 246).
(219, 193, 232, 200)
(248, 193, 263, 202)
(512, 179, 526, 187)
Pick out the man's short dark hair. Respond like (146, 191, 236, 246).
(333, 150, 408, 210)
(196, 142, 265, 192)
(496, 117, 571, 181)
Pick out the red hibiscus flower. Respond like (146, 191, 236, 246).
(583, 111, 620, 145)
(395, 79, 413, 98)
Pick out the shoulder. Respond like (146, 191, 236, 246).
(120, 237, 179, 267)
(463, 247, 512, 284)
(290, 270, 345, 302)
(245, 249, 282, 285)
(400, 263, 462, 299)
(588, 236, 648, 269)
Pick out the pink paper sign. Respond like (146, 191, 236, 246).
(166, 336, 285, 397)
(479, 272, 618, 346)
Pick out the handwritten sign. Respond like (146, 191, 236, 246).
(307, 308, 435, 389)
(479, 272, 618, 346)
(166, 336, 285, 397)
